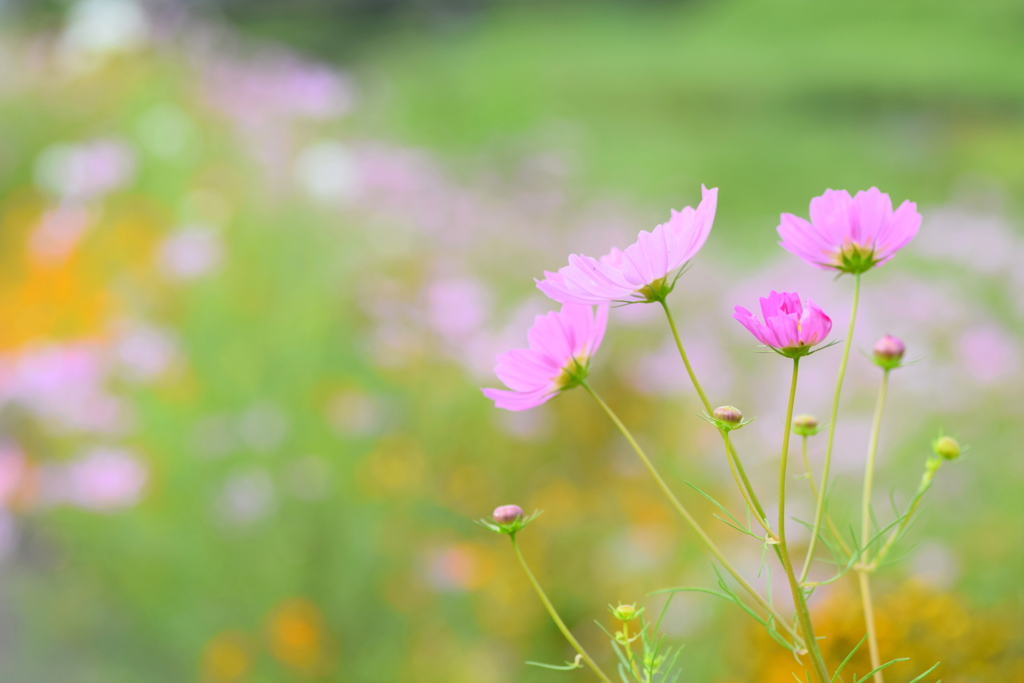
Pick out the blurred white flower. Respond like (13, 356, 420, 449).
(60, 0, 148, 69)
(113, 323, 178, 382)
(216, 469, 275, 526)
(295, 141, 359, 202)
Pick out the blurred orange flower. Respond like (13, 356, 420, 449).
(267, 598, 333, 675)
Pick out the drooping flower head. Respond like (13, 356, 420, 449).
(537, 185, 717, 305)
(777, 187, 921, 274)
(482, 303, 608, 411)
(733, 291, 832, 358)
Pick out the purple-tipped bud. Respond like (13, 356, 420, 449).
(712, 405, 743, 426)
(933, 436, 960, 461)
(792, 414, 820, 437)
(873, 335, 905, 367)
(493, 505, 524, 525)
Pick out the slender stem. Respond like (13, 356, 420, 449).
(660, 299, 711, 413)
(857, 572, 882, 683)
(661, 299, 774, 537)
(857, 369, 890, 683)
(800, 273, 861, 583)
(509, 535, 614, 683)
(777, 359, 800, 542)
(621, 619, 641, 679)
(581, 381, 805, 648)
(801, 436, 852, 557)
(775, 360, 831, 683)
(723, 432, 776, 538)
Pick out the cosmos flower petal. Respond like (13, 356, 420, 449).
(735, 291, 832, 356)
(481, 386, 556, 411)
(536, 186, 717, 305)
(779, 187, 920, 273)
(733, 306, 775, 347)
(483, 303, 609, 411)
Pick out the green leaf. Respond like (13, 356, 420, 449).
(831, 634, 867, 682)
(906, 662, 941, 683)
(853, 657, 908, 682)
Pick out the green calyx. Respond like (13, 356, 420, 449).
(609, 602, 644, 621)
(476, 509, 543, 536)
(832, 242, 880, 275)
(554, 357, 591, 391)
(636, 276, 673, 303)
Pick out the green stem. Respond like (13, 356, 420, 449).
(800, 273, 861, 583)
(776, 360, 831, 683)
(724, 432, 776, 539)
(581, 381, 805, 648)
(509, 535, 614, 683)
(661, 299, 774, 537)
(660, 299, 711, 414)
(800, 436, 852, 558)
(857, 369, 890, 683)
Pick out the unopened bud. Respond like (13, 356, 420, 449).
(792, 414, 820, 437)
(713, 405, 743, 426)
(493, 504, 523, 525)
(933, 436, 960, 461)
(610, 603, 643, 621)
(873, 335, 905, 368)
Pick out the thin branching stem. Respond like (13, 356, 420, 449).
(661, 299, 774, 537)
(858, 368, 890, 683)
(801, 273, 861, 582)
(581, 381, 805, 648)
(777, 359, 831, 683)
(801, 436, 853, 556)
(509, 535, 615, 683)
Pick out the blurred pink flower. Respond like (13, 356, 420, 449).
(537, 185, 717, 304)
(482, 303, 608, 411)
(34, 139, 135, 201)
(157, 225, 223, 280)
(426, 278, 490, 339)
(0, 444, 26, 505)
(65, 448, 147, 511)
(778, 187, 920, 273)
(734, 291, 832, 356)
(0, 344, 127, 434)
(959, 325, 1020, 384)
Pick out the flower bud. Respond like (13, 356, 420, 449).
(492, 504, 524, 525)
(873, 335, 905, 368)
(933, 436, 960, 461)
(610, 603, 643, 621)
(792, 414, 820, 437)
(712, 405, 743, 426)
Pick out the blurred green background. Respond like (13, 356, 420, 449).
(0, 1, 1021, 681)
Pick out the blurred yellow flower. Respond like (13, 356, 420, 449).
(741, 581, 1024, 682)
(200, 631, 250, 683)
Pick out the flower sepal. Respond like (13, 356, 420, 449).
(476, 506, 543, 536)
(609, 603, 644, 622)
(701, 405, 755, 432)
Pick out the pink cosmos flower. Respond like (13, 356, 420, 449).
(482, 303, 609, 411)
(537, 186, 717, 304)
(777, 187, 921, 273)
(733, 291, 832, 357)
